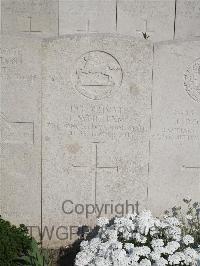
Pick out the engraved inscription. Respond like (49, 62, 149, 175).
(63, 104, 147, 141)
(0, 48, 23, 67)
(72, 51, 123, 100)
(184, 58, 200, 103)
(152, 109, 200, 143)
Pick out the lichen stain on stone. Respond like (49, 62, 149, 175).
(66, 143, 81, 154)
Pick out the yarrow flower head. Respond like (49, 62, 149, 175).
(97, 217, 109, 227)
(183, 234, 194, 245)
(138, 210, 155, 235)
(186, 214, 193, 221)
(151, 239, 164, 248)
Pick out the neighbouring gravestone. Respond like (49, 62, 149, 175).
(117, 0, 175, 42)
(59, 0, 176, 42)
(1, 0, 58, 37)
(0, 35, 42, 240)
(42, 35, 153, 247)
(59, 0, 116, 35)
(149, 40, 200, 214)
(175, 0, 200, 40)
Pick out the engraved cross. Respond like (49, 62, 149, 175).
(0, 113, 34, 145)
(136, 19, 154, 39)
(72, 142, 119, 204)
(182, 164, 200, 180)
(182, 165, 200, 170)
(77, 20, 97, 33)
(22, 16, 41, 33)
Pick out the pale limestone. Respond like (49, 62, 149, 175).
(1, 0, 58, 37)
(0, 35, 42, 240)
(59, 0, 116, 35)
(175, 0, 200, 40)
(149, 40, 200, 214)
(117, 0, 175, 42)
(42, 35, 153, 247)
(1, 0, 200, 249)
(0, 0, 1, 33)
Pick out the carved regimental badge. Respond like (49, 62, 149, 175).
(72, 50, 123, 100)
(184, 58, 200, 103)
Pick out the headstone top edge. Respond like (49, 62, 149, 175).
(1, 33, 200, 46)
(154, 38, 200, 47)
(0, 33, 44, 42)
(42, 33, 154, 45)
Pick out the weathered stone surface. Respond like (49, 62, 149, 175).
(42, 35, 153, 247)
(149, 40, 200, 214)
(175, 0, 200, 40)
(117, 0, 175, 42)
(0, 35, 42, 240)
(1, 0, 200, 249)
(0, 0, 2, 33)
(59, 0, 116, 35)
(1, 0, 58, 37)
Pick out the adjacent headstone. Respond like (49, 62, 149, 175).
(1, 0, 58, 37)
(42, 35, 153, 247)
(149, 40, 200, 214)
(59, 0, 116, 35)
(117, 0, 175, 42)
(175, 0, 200, 40)
(0, 35, 42, 240)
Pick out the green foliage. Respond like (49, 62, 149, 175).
(0, 215, 32, 266)
(0, 216, 49, 266)
(15, 238, 49, 266)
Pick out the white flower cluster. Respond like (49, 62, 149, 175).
(75, 211, 200, 266)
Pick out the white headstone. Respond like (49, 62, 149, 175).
(117, 0, 175, 42)
(175, 0, 200, 39)
(149, 40, 200, 214)
(0, 35, 42, 240)
(1, 0, 58, 37)
(42, 35, 153, 247)
(59, 0, 116, 35)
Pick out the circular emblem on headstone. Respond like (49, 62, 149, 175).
(72, 50, 123, 100)
(184, 58, 200, 103)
